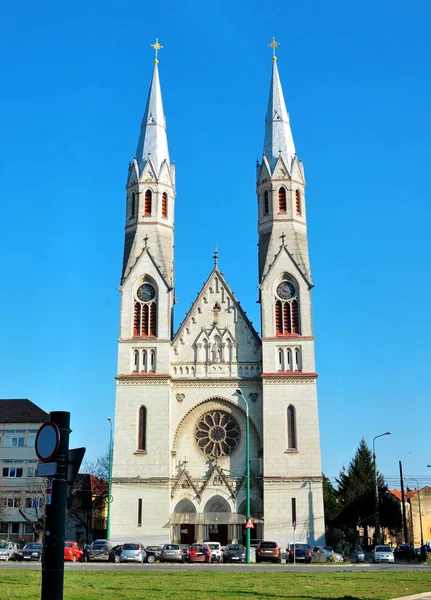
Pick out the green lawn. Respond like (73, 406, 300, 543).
(1, 570, 430, 600)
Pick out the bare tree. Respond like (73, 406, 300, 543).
(67, 474, 107, 542)
(18, 477, 46, 541)
(81, 448, 110, 481)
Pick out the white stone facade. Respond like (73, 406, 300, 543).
(111, 57, 326, 548)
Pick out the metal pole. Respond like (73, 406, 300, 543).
(107, 417, 113, 540)
(41, 411, 70, 600)
(399, 461, 409, 545)
(372, 431, 392, 546)
(236, 389, 251, 564)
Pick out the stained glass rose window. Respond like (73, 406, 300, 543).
(194, 410, 241, 458)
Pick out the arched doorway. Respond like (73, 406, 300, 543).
(174, 498, 196, 545)
(204, 495, 231, 545)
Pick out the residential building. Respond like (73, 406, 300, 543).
(66, 473, 108, 543)
(0, 399, 48, 542)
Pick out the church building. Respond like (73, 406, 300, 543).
(111, 41, 325, 548)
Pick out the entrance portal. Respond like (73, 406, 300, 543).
(208, 523, 228, 545)
(204, 495, 231, 545)
(180, 525, 195, 545)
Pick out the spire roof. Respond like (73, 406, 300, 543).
(135, 62, 170, 177)
(263, 59, 296, 173)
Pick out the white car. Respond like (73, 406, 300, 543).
(205, 542, 223, 563)
(0, 541, 18, 561)
(373, 545, 394, 564)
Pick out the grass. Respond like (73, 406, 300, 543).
(1, 570, 430, 600)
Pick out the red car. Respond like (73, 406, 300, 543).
(64, 541, 83, 562)
(187, 543, 212, 563)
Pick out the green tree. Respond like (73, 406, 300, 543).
(322, 473, 340, 522)
(335, 438, 401, 546)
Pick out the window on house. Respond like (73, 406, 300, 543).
(295, 189, 302, 215)
(24, 523, 33, 535)
(28, 436, 36, 447)
(4, 497, 20, 508)
(133, 281, 157, 337)
(2, 467, 23, 478)
(264, 190, 269, 216)
(162, 192, 168, 218)
(10, 522, 19, 535)
(279, 187, 287, 213)
(144, 190, 152, 215)
(26, 465, 35, 477)
(5, 436, 25, 447)
(0, 523, 7, 534)
(287, 405, 297, 449)
(291, 497, 297, 525)
(138, 406, 147, 451)
(138, 498, 143, 527)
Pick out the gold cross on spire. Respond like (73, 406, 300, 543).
(268, 37, 280, 61)
(151, 38, 163, 64)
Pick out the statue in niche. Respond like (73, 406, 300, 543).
(212, 342, 221, 363)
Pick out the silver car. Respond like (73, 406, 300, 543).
(0, 541, 18, 561)
(160, 543, 185, 563)
(374, 545, 394, 564)
(119, 543, 146, 563)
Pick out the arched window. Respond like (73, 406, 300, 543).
(131, 192, 136, 218)
(287, 405, 297, 449)
(133, 281, 157, 337)
(133, 350, 139, 372)
(275, 280, 300, 336)
(279, 187, 287, 213)
(162, 192, 168, 218)
(278, 348, 284, 371)
(264, 190, 269, 216)
(295, 189, 301, 215)
(286, 347, 293, 371)
(144, 190, 152, 216)
(138, 406, 147, 451)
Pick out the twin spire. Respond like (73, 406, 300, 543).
(134, 37, 296, 177)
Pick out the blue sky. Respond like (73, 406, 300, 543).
(1, 0, 430, 490)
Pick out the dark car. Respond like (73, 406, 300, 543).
(223, 544, 246, 563)
(394, 545, 415, 561)
(179, 544, 190, 561)
(109, 545, 123, 563)
(17, 543, 43, 561)
(144, 545, 162, 563)
(287, 543, 313, 563)
(88, 540, 113, 562)
(256, 541, 281, 563)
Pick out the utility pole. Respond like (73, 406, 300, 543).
(41, 411, 70, 600)
(399, 461, 409, 545)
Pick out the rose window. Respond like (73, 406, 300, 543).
(194, 410, 241, 458)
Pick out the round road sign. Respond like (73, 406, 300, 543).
(35, 422, 60, 462)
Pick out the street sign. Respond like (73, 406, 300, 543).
(36, 462, 57, 477)
(35, 422, 60, 462)
(245, 517, 254, 529)
(46, 479, 53, 505)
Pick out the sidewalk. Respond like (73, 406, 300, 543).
(391, 593, 431, 600)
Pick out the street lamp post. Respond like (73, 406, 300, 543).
(107, 417, 113, 540)
(404, 476, 424, 556)
(235, 389, 251, 564)
(373, 431, 392, 545)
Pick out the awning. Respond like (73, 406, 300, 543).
(166, 512, 263, 526)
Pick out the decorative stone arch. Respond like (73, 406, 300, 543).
(174, 497, 197, 514)
(172, 396, 263, 453)
(203, 495, 232, 514)
(238, 498, 263, 518)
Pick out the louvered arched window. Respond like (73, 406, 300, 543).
(275, 280, 300, 336)
(131, 192, 136, 218)
(279, 187, 287, 213)
(138, 406, 147, 451)
(162, 192, 168, 218)
(133, 281, 157, 337)
(295, 189, 301, 215)
(264, 190, 269, 216)
(287, 405, 297, 449)
(144, 190, 152, 216)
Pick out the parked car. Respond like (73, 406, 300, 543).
(17, 543, 43, 561)
(160, 543, 185, 563)
(312, 545, 343, 562)
(119, 542, 146, 563)
(205, 542, 223, 563)
(373, 545, 394, 564)
(179, 544, 190, 561)
(88, 540, 113, 562)
(64, 541, 83, 562)
(351, 546, 365, 563)
(256, 541, 281, 563)
(144, 545, 162, 563)
(223, 544, 246, 563)
(188, 543, 212, 563)
(0, 541, 18, 561)
(287, 543, 313, 563)
(109, 545, 124, 563)
(394, 544, 415, 561)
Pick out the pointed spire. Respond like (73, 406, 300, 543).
(263, 42, 296, 174)
(135, 41, 170, 177)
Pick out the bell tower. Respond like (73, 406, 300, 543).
(258, 39, 325, 546)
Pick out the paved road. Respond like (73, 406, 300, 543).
(1, 561, 430, 572)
